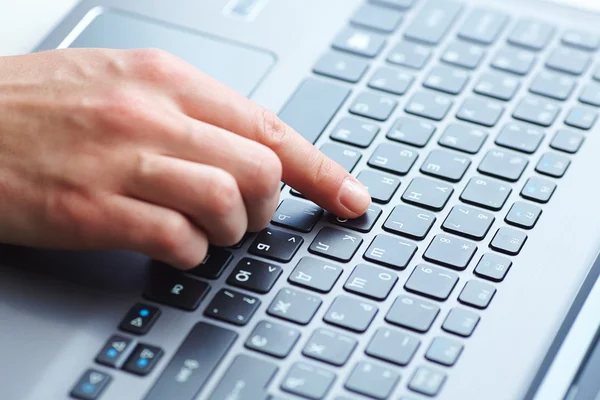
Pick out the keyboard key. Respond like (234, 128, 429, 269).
(366, 327, 420, 366)
(546, 47, 591, 76)
(565, 106, 598, 130)
(227, 258, 282, 294)
(387, 116, 436, 147)
(492, 46, 536, 75)
(405, 264, 459, 300)
(386, 294, 440, 332)
(345, 361, 400, 399)
(119, 303, 160, 335)
(513, 96, 560, 127)
(507, 19, 555, 51)
(364, 234, 418, 270)
(349, 92, 397, 121)
(313, 51, 369, 83)
(123, 343, 163, 376)
(328, 205, 382, 233)
(478, 149, 528, 181)
(409, 366, 447, 396)
(458, 8, 508, 45)
(95, 335, 133, 368)
(579, 82, 600, 107)
(420, 149, 471, 182)
(289, 257, 343, 293)
(309, 227, 363, 262)
(404, 0, 463, 45)
(70, 369, 111, 400)
(368, 142, 418, 175)
(461, 176, 512, 210)
(387, 40, 432, 70)
(424, 234, 477, 270)
(438, 123, 488, 154)
(425, 337, 464, 366)
(324, 295, 378, 332)
(423, 65, 470, 95)
(368, 66, 415, 95)
(456, 97, 504, 127)
(350, 3, 403, 33)
(402, 177, 454, 211)
(474, 253, 512, 282)
(459, 280, 497, 309)
(490, 227, 527, 255)
(344, 263, 398, 300)
(535, 152, 570, 177)
(303, 328, 357, 366)
(506, 201, 542, 229)
(550, 129, 584, 153)
(443, 205, 495, 240)
(371, 0, 415, 9)
(272, 199, 323, 233)
(441, 41, 486, 69)
(562, 30, 600, 51)
(143, 269, 209, 311)
(521, 177, 556, 203)
(405, 91, 453, 121)
(267, 288, 322, 325)
(474, 71, 520, 101)
(383, 205, 436, 240)
(210, 355, 278, 400)
(530, 71, 575, 101)
(144, 322, 237, 400)
(495, 122, 545, 154)
(281, 362, 336, 400)
(442, 307, 480, 337)
(248, 227, 303, 262)
(330, 117, 379, 148)
(320, 142, 362, 172)
(245, 320, 300, 358)
(332, 27, 387, 58)
(357, 170, 400, 203)
(189, 247, 232, 279)
(205, 289, 260, 326)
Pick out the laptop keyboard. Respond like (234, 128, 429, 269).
(69, 0, 600, 399)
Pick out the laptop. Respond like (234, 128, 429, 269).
(3, 0, 600, 398)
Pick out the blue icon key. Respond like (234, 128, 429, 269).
(81, 383, 96, 393)
(95, 335, 132, 368)
(70, 369, 111, 400)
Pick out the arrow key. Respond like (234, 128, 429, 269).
(122, 343, 164, 376)
(95, 334, 134, 368)
(70, 369, 111, 400)
(118, 303, 160, 335)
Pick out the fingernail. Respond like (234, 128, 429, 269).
(339, 178, 371, 215)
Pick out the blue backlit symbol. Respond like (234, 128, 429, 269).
(137, 358, 149, 368)
(106, 348, 118, 358)
(516, 211, 523, 218)
(139, 309, 150, 317)
(81, 383, 95, 393)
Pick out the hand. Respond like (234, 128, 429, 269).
(0, 48, 371, 268)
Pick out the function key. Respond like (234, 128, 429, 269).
(565, 106, 598, 130)
(267, 287, 322, 325)
(383, 205, 436, 240)
(227, 257, 282, 294)
(404, 264, 459, 301)
(420, 149, 471, 182)
(490, 227, 528, 255)
(386, 294, 440, 332)
(513, 96, 561, 127)
(579, 82, 600, 108)
(351, 4, 403, 33)
(332, 27, 387, 58)
(550, 129, 584, 154)
(438, 123, 488, 154)
(478, 148, 529, 182)
(367, 142, 419, 175)
(474, 71, 520, 101)
(143, 268, 210, 311)
(271, 199, 323, 233)
(404, 0, 463, 45)
(458, 280, 497, 309)
(386, 116, 436, 147)
(324, 295, 378, 332)
(535, 152, 570, 178)
(546, 47, 591, 76)
(95, 335, 134, 368)
(70, 369, 111, 400)
(188, 246, 232, 279)
(320, 142, 362, 172)
(245, 320, 301, 358)
(281, 362, 336, 400)
(303, 328, 358, 366)
(401, 177, 454, 211)
(370, 0, 415, 9)
(288, 257, 343, 293)
(308, 227, 363, 262)
(425, 337, 464, 366)
(205, 289, 261, 326)
(474, 253, 512, 282)
(495, 122, 545, 154)
(460, 176, 512, 211)
(363, 234, 417, 270)
(122, 343, 164, 376)
(248, 227, 303, 262)
(330, 117, 380, 148)
(349, 92, 397, 121)
(408, 366, 447, 396)
(405, 91, 454, 121)
(356, 170, 400, 204)
(368, 66, 414, 95)
(562, 30, 600, 51)
(507, 19, 555, 51)
(387, 40, 432, 70)
(366, 327, 420, 366)
(313, 51, 369, 83)
(210, 355, 278, 400)
(345, 361, 400, 399)
(491, 46, 536, 76)
(119, 303, 160, 335)
(328, 205, 382, 233)
(521, 177, 556, 203)
(456, 97, 504, 127)
(441, 41, 486, 69)
(529, 71, 575, 101)
(344, 263, 398, 300)
(423, 234, 477, 270)
(442, 307, 480, 337)
(442, 205, 495, 240)
(423, 65, 470, 95)
(457, 8, 508, 45)
(506, 201, 542, 229)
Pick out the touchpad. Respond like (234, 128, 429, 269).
(62, 8, 275, 97)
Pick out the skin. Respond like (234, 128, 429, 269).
(0, 48, 371, 269)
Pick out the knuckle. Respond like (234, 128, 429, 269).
(132, 48, 176, 77)
(93, 87, 145, 133)
(255, 108, 288, 151)
(132, 152, 155, 181)
(207, 171, 241, 219)
(153, 213, 191, 258)
(249, 148, 282, 198)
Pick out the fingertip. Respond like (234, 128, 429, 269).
(338, 177, 371, 218)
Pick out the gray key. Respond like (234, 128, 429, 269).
(423, 65, 469, 95)
(495, 122, 545, 153)
(404, 0, 463, 45)
(565, 106, 598, 130)
(478, 149, 528, 181)
(579, 82, 600, 107)
(420, 149, 471, 182)
(350, 92, 397, 121)
(443, 205, 495, 240)
(267, 288, 322, 325)
(344, 263, 398, 300)
(313, 52, 369, 83)
(461, 176, 512, 210)
(546, 47, 591, 76)
(405, 263, 459, 300)
(330, 117, 379, 148)
(357, 169, 400, 203)
(328, 205, 382, 233)
(424, 234, 477, 270)
(289, 257, 343, 293)
(402, 177, 454, 211)
(490, 227, 527, 255)
(364, 234, 418, 270)
(383, 205, 436, 240)
(319, 143, 361, 172)
(550, 129, 584, 153)
(303, 328, 357, 366)
(368, 66, 414, 95)
(309, 227, 363, 262)
(536, 152, 570, 177)
(281, 362, 335, 400)
(506, 201, 542, 229)
(507, 19, 555, 51)
(386, 294, 440, 332)
(332, 27, 387, 58)
(405, 91, 453, 121)
(459, 280, 497, 309)
(442, 307, 481, 337)
(425, 337, 464, 366)
(324, 295, 378, 332)
(386, 116, 436, 147)
(438, 123, 488, 154)
(272, 199, 323, 233)
(351, 4, 403, 33)
(368, 142, 418, 175)
(492, 46, 536, 75)
(457, 97, 504, 127)
(387, 40, 432, 70)
(371, 0, 415, 9)
(513, 96, 561, 127)
(458, 8, 508, 45)
(474, 253, 512, 282)
(474, 71, 520, 101)
(408, 366, 447, 396)
(562, 30, 600, 51)
(245, 320, 300, 358)
(521, 177, 556, 203)
(345, 361, 400, 400)
(530, 71, 575, 101)
(442, 41, 485, 69)
(366, 327, 420, 366)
